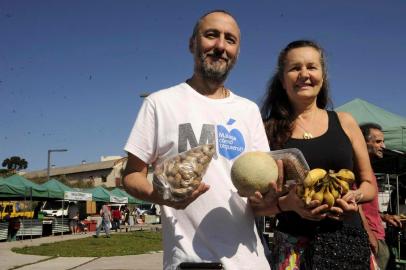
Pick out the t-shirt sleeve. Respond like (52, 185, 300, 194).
(250, 105, 270, 152)
(124, 97, 158, 164)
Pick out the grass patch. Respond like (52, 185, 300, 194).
(12, 231, 162, 257)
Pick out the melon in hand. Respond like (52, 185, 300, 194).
(231, 151, 278, 197)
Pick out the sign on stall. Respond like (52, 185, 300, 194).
(110, 196, 128, 204)
(64, 191, 92, 201)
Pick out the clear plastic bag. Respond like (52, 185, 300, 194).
(269, 148, 309, 184)
(153, 144, 215, 202)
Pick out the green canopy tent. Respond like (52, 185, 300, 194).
(0, 177, 93, 238)
(336, 98, 406, 152)
(0, 177, 27, 199)
(110, 188, 146, 204)
(85, 186, 113, 202)
(0, 175, 49, 199)
(0, 175, 50, 240)
(40, 179, 74, 199)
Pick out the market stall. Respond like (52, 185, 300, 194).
(0, 175, 49, 240)
(0, 176, 93, 239)
(110, 188, 145, 204)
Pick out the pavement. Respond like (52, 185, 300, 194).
(0, 227, 163, 270)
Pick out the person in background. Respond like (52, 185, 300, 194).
(77, 219, 88, 234)
(360, 122, 403, 269)
(255, 40, 376, 269)
(123, 205, 130, 232)
(135, 206, 141, 217)
(5, 209, 20, 241)
(134, 206, 143, 224)
(33, 201, 43, 219)
(68, 202, 79, 234)
(123, 10, 273, 269)
(360, 123, 403, 225)
(111, 206, 121, 232)
(94, 203, 111, 238)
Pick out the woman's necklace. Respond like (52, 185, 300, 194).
(295, 110, 317, 139)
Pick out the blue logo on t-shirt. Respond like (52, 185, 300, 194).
(217, 118, 245, 160)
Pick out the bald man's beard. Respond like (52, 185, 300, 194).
(367, 143, 383, 159)
(195, 51, 237, 83)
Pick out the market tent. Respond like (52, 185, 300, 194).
(40, 179, 74, 199)
(110, 188, 146, 204)
(336, 98, 406, 152)
(0, 177, 26, 198)
(0, 175, 49, 199)
(85, 186, 112, 202)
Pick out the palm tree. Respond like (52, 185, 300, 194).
(2, 156, 28, 173)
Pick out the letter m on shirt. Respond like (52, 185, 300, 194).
(178, 123, 217, 158)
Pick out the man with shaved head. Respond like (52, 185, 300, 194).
(360, 122, 402, 270)
(123, 10, 271, 269)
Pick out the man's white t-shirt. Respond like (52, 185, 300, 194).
(125, 83, 271, 270)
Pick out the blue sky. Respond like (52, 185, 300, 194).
(1, 1, 405, 171)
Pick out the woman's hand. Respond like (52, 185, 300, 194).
(275, 159, 327, 220)
(287, 187, 329, 221)
(325, 205, 345, 220)
(327, 190, 360, 220)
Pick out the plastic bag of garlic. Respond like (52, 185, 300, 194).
(153, 144, 216, 202)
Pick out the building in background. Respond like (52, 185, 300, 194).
(23, 156, 127, 187)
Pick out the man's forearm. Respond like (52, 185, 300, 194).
(124, 172, 152, 199)
(123, 172, 165, 205)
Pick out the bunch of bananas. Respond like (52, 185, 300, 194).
(296, 168, 355, 207)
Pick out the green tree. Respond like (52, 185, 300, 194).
(2, 156, 28, 173)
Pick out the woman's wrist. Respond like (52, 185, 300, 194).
(353, 190, 364, 203)
(276, 197, 284, 213)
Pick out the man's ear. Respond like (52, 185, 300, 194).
(189, 37, 195, 53)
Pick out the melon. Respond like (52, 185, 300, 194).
(231, 151, 278, 197)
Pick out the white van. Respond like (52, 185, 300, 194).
(41, 200, 70, 217)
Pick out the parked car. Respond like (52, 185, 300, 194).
(41, 200, 70, 217)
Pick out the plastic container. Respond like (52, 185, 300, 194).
(269, 148, 309, 183)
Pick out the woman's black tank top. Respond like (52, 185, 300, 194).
(276, 110, 361, 237)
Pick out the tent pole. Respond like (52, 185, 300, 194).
(62, 199, 64, 237)
(396, 174, 400, 216)
(386, 174, 392, 212)
(22, 189, 26, 242)
(30, 187, 32, 242)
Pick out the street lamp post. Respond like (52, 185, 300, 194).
(47, 149, 68, 180)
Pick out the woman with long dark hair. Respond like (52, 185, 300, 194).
(251, 40, 376, 269)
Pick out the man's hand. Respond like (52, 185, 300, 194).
(248, 181, 281, 215)
(161, 182, 210, 210)
(248, 159, 284, 216)
(382, 213, 403, 228)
